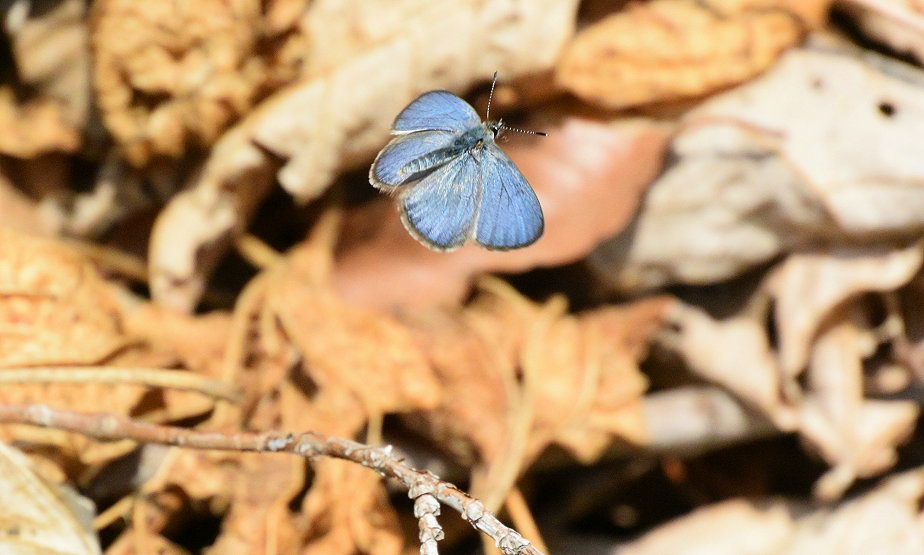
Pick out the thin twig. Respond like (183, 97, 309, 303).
(0, 404, 543, 555)
(0, 367, 242, 403)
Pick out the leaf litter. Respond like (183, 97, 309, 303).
(1, 0, 924, 553)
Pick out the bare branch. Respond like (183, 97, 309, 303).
(0, 403, 542, 555)
(0, 367, 242, 403)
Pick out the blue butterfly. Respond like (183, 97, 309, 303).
(369, 73, 545, 251)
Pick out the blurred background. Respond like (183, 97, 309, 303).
(1, 0, 924, 553)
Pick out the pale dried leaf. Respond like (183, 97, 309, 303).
(620, 498, 795, 555)
(253, 0, 579, 201)
(769, 241, 924, 377)
(557, 0, 829, 109)
(802, 314, 918, 500)
(642, 386, 778, 455)
(692, 38, 924, 235)
(8, 0, 91, 128)
(839, 0, 924, 63)
(788, 467, 924, 553)
(664, 303, 799, 430)
(624, 468, 924, 554)
(0, 441, 101, 554)
(591, 41, 924, 292)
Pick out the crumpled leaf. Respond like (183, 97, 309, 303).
(769, 241, 924, 377)
(147, 0, 581, 311)
(0, 0, 89, 157)
(621, 467, 924, 554)
(334, 119, 668, 310)
(92, 0, 306, 165)
(7, 0, 91, 128)
(0, 228, 125, 367)
(195, 452, 305, 554)
(400, 279, 670, 508)
(267, 223, 442, 422)
(591, 40, 924, 292)
(0, 89, 81, 157)
(664, 260, 920, 498)
(802, 313, 918, 500)
(665, 303, 800, 430)
(299, 461, 402, 554)
(0, 441, 101, 554)
(0, 229, 227, 469)
(557, 0, 830, 109)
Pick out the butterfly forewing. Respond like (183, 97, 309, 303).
(474, 144, 544, 250)
(393, 90, 481, 134)
(370, 130, 457, 189)
(399, 153, 480, 251)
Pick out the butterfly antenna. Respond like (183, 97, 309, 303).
(486, 71, 498, 121)
(500, 124, 548, 137)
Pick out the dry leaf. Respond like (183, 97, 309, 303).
(7, 0, 91, 129)
(268, 229, 442, 422)
(0, 228, 125, 367)
(0, 441, 101, 554)
(622, 467, 924, 554)
(664, 303, 799, 430)
(0, 89, 81, 157)
(620, 498, 795, 554)
(769, 241, 924, 377)
(203, 453, 305, 554)
(0, 229, 227, 466)
(122, 303, 233, 379)
(400, 280, 669, 508)
(591, 40, 924, 292)
(642, 386, 778, 455)
(0, 0, 89, 158)
(92, 0, 305, 165)
(147, 0, 581, 311)
(664, 289, 918, 498)
(557, 0, 829, 109)
(334, 119, 668, 311)
(802, 313, 918, 500)
(839, 0, 924, 63)
(787, 467, 924, 552)
(299, 460, 402, 554)
(526, 303, 666, 462)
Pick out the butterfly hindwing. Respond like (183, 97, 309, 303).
(393, 90, 481, 134)
(399, 153, 480, 251)
(474, 144, 543, 250)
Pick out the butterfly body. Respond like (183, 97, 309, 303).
(369, 85, 544, 252)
